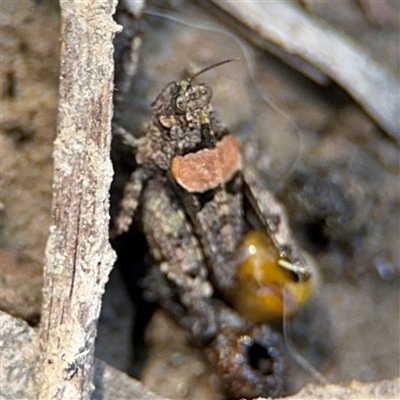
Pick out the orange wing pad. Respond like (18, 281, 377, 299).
(171, 135, 242, 193)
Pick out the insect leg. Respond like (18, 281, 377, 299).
(111, 167, 147, 238)
(142, 177, 217, 342)
(242, 165, 313, 282)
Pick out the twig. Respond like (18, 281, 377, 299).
(36, 1, 120, 398)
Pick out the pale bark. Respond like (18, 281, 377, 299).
(36, 1, 120, 398)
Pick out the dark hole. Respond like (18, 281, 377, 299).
(247, 342, 274, 376)
(110, 228, 154, 378)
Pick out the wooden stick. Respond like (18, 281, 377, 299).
(37, 1, 120, 398)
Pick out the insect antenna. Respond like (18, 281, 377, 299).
(151, 81, 178, 108)
(282, 288, 329, 386)
(188, 57, 240, 82)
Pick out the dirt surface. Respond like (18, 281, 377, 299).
(1, 1, 399, 399)
(0, 0, 60, 323)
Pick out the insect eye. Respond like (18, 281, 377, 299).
(175, 95, 187, 113)
(200, 85, 212, 100)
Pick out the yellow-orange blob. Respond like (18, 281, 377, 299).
(231, 230, 317, 323)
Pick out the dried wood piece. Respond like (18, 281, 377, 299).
(0, 311, 165, 400)
(208, 1, 400, 142)
(0, 311, 38, 400)
(2, 310, 398, 399)
(276, 379, 400, 399)
(36, 1, 120, 398)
